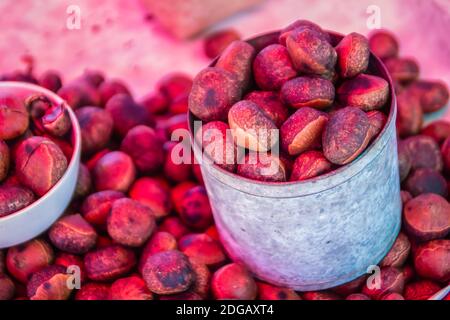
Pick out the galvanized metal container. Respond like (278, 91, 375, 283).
(189, 31, 401, 291)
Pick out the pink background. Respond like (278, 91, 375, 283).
(0, 0, 449, 117)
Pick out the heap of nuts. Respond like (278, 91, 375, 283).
(191, 20, 391, 182)
(0, 20, 449, 301)
(0, 92, 73, 218)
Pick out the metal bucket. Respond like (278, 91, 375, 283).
(188, 31, 401, 291)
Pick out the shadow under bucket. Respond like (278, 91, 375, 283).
(188, 31, 401, 291)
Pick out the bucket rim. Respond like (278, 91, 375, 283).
(188, 30, 398, 197)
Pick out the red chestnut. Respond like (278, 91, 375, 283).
(195, 121, 236, 172)
(142, 250, 195, 295)
(98, 80, 130, 105)
(74, 163, 92, 199)
(335, 32, 370, 78)
(6, 239, 54, 283)
(93, 151, 136, 192)
(403, 193, 450, 241)
(257, 282, 301, 300)
(189, 67, 241, 122)
(407, 80, 449, 114)
(204, 29, 241, 59)
(105, 94, 153, 137)
(384, 57, 419, 83)
(15, 136, 67, 196)
(404, 280, 441, 300)
(168, 94, 189, 115)
(109, 276, 153, 300)
(237, 152, 288, 182)
(0, 95, 29, 140)
(332, 276, 366, 296)
(178, 233, 226, 268)
(211, 263, 257, 300)
(0, 274, 15, 300)
(76, 106, 113, 155)
(27, 265, 72, 300)
(253, 44, 297, 91)
(362, 267, 405, 300)
(0, 250, 4, 273)
(75, 283, 110, 300)
(322, 107, 371, 165)
(0, 186, 35, 217)
(129, 177, 172, 220)
(189, 257, 211, 298)
(38, 70, 62, 92)
(80, 190, 126, 228)
(228, 100, 278, 152)
(79, 70, 105, 88)
(279, 19, 330, 46)
(179, 186, 213, 230)
(302, 291, 341, 300)
(281, 107, 328, 156)
(57, 81, 101, 110)
(381, 292, 405, 300)
(337, 74, 389, 111)
(367, 110, 387, 140)
(290, 150, 332, 181)
(55, 253, 87, 283)
(286, 28, 337, 75)
(163, 141, 193, 183)
(421, 120, 450, 145)
(404, 168, 448, 198)
(159, 291, 202, 300)
(414, 239, 450, 282)
(120, 125, 164, 174)
(244, 91, 289, 128)
(216, 40, 255, 90)
(0, 140, 9, 182)
(368, 30, 399, 60)
(379, 232, 411, 268)
(49, 214, 97, 254)
(138, 231, 178, 273)
(84, 245, 136, 282)
(159, 216, 190, 240)
(281, 76, 335, 109)
(346, 293, 371, 300)
(404, 135, 443, 172)
(157, 73, 193, 102)
(141, 91, 169, 115)
(396, 92, 423, 137)
(107, 198, 156, 247)
(442, 136, 450, 172)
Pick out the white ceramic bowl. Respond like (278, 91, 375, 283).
(0, 82, 81, 248)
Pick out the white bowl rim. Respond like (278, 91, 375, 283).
(0, 81, 82, 222)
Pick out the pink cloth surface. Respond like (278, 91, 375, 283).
(0, 0, 448, 116)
